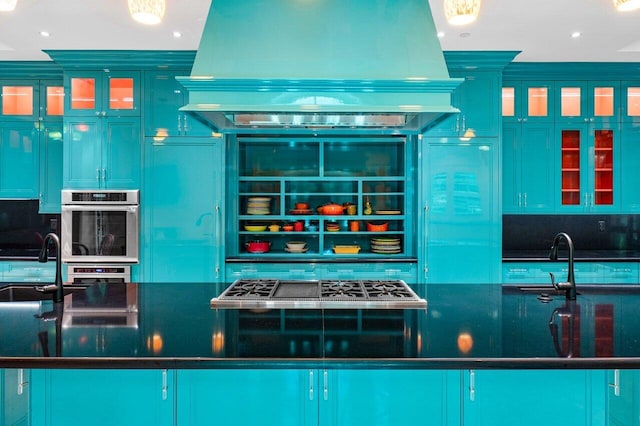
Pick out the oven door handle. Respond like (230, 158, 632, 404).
(62, 205, 139, 212)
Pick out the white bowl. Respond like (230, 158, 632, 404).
(286, 241, 307, 250)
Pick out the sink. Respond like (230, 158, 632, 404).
(0, 284, 87, 302)
(503, 284, 640, 296)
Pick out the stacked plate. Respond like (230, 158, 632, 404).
(247, 197, 271, 215)
(285, 241, 308, 253)
(370, 237, 401, 254)
(325, 222, 340, 232)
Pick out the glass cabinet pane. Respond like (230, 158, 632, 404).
(239, 142, 320, 177)
(593, 87, 614, 117)
(561, 130, 581, 205)
(2, 86, 33, 115)
(627, 87, 640, 117)
(560, 87, 581, 117)
(109, 77, 135, 110)
(324, 141, 404, 176)
(502, 87, 515, 117)
(71, 77, 96, 110)
(594, 129, 613, 205)
(528, 87, 548, 117)
(46, 86, 64, 116)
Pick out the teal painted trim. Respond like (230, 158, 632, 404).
(44, 50, 197, 69)
(444, 51, 521, 70)
(0, 61, 62, 78)
(504, 62, 640, 80)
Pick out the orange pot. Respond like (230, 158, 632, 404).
(317, 204, 345, 215)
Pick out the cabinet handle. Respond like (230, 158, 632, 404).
(96, 168, 100, 181)
(161, 369, 168, 400)
(609, 369, 621, 397)
(522, 117, 527, 123)
(323, 370, 329, 401)
(184, 115, 189, 133)
(523, 193, 527, 208)
(461, 115, 466, 132)
(102, 168, 106, 181)
(518, 193, 521, 207)
(455, 115, 460, 132)
(469, 369, 476, 401)
(177, 115, 182, 132)
(17, 368, 27, 395)
(308, 370, 314, 400)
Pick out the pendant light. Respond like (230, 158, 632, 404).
(613, 0, 640, 11)
(127, 0, 166, 25)
(444, 0, 481, 25)
(0, 0, 17, 12)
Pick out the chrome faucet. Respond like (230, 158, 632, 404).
(548, 232, 577, 301)
(38, 233, 64, 303)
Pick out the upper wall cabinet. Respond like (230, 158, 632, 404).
(427, 70, 500, 137)
(144, 70, 212, 138)
(64, 71, 140, 117)
(0, 79, 63, 122)
(555, 81, 620, 125)
(502, 81, 554, 124)
(621, 81, 640, 123)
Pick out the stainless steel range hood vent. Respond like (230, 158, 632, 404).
(178, 0, 462, 133)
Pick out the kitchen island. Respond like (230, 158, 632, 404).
(1, 282, 639, 425)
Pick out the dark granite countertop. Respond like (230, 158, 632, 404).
(2, 282, 640, 369)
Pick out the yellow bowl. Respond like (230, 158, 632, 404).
(333, 245, 361, 254)
(244, 224, 267, 232)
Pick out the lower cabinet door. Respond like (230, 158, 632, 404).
(463, 370, 606, 426)
(30, 369, 174, 426)
(608, 369, 640, 426)
(176, 369, 317, 426)
(1, 368, 30, 426)
(322, 370, 456, 426)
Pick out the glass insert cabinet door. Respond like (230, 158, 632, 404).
(66, 71, 140, 116)
(557, 81, 619, 123)
(560, 126, 615, 209)
(0, 81, 63, 120)
(502, 82, 554, 123)
(233, 137, 410, 258)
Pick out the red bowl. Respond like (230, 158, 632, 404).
(366, 222, 388, 232)
(246, 240, 271, 253)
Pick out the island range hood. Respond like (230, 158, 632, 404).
(177, 0, 463, 133)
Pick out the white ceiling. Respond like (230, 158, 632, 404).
(0, 0, 639, 63)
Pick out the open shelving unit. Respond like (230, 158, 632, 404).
(231, 136, 411, 258)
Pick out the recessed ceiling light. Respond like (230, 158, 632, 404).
(172, 31, 182, 38)
(39, 31, 50, 37)
(571, 31, 582, 38)
(460, 32, 471, 38)
(437, 31, 445, 38)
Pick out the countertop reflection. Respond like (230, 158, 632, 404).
(2, 282, 640, 369)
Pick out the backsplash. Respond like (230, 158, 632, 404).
(503, 214, 640, 253)
(0, 200, 59, 257)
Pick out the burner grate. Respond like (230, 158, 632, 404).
(320, 280, 366, 298)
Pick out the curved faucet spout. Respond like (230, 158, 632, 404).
(549, 232, 576, 300)
(38, 233, 63, 303)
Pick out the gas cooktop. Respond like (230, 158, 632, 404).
(210, 279, 427, 310)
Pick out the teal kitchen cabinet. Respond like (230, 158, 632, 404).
(0, 79, 63, 123)
(30, 369, 174, 426)
(619, 123, 640, 212)
(177, 370, 316, 426)
(144, 70, 213, 138)
(555, 80, 620, 125)
(502, 122, 555, 213)
(142, 137, 224, 282)
(226, 262, 321, 280)
(428, 70, 501, 137)
(63, 116, 140, 189)
(176, 369, 455, 426)
(1, 369, 29, 426)
(37, 121, 63, 212)
(462, 370, 605, 426)
(557, 122, 620, 212)
(622, 81, 640, 123)
(420, 138, 500, 283)
(64, 70, 140, 117)
(502, 80, 555, 124)
(608, 370, 640, 426)
(0, 121, 40, 198)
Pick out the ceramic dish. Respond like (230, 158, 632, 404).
(375, 210, 401, 215)
(333, 245, 361, 254)
(285, 247, 309, 253)
(244, 224, 268, 232)
(290, 209, 313, 215)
